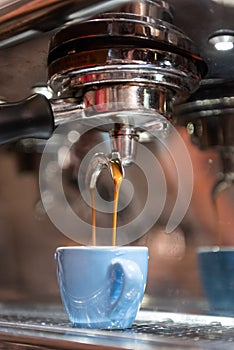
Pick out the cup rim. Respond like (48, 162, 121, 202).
(197, 246, 234, 254)
(56, 245, 148, 251)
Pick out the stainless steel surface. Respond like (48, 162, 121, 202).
(47, 0, 205, 108)
(0, 0, 133, 47)
(0, 0, 233, 103)
(46, 0, 205, 163)
(175, 80, 234, 150)
(0, 303, 233, 350)
(110, 126, 139, 166)
(175, 79, 234, 199)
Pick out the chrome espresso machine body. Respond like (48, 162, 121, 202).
(0, 1, 233, 349)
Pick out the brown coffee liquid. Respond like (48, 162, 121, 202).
(110, 159, 124, 246)
(90, 158, 123, 246)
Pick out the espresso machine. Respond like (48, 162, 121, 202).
(0, 1, 233, 349)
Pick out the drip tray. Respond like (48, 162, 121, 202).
(0, 303, 233, 349)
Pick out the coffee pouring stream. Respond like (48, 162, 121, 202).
(86, 151, 124, 246)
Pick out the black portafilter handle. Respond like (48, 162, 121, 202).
(0, 94, 55, 145)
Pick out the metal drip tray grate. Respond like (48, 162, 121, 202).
(131, 321, 234, 341)
(0, 303, 233, 349)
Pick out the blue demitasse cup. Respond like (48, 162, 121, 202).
(55, 246, 148, 329)
(197, 247, 234, 316)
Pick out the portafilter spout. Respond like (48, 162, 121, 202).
(47, 0, 206, 165)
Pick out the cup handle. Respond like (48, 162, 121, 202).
(107, 258, 144, 318)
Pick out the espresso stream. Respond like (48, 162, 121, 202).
(90, 158, 124, 246)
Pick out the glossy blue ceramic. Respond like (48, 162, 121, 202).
(55, 246, 148, 329)
(197, 247, 234, 316)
